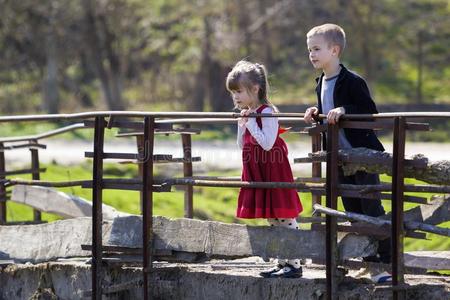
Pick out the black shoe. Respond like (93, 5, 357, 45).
(259, 264, 284, 278)
(363, 255, 381, 263)
(270, 264, 303, 278)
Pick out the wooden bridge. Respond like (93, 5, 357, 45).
(0, 111, 449, 299)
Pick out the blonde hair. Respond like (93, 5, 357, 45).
(226, 60, 278, 111)
(307, 23, 346, 56)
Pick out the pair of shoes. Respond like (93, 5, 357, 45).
(370, 271, 392, 283)
(259, 264, 284, 278)
(270, 264, 303, 278)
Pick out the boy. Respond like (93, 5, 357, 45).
(304, 23, 392, 283)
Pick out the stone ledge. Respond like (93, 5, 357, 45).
(1, 258, 449, 300)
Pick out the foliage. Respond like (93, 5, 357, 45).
(0, 0, 448, 114)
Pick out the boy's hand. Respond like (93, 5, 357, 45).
(327, 107, 345, 124)
(304, 107, 319, 124)
(238, 109, 250, 126)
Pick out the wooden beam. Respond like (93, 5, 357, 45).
(11, 185, 129, 219)
(0, 216, 377, 263)
(383, 195, 450, 225)
(313, 204, 450, 237)
(297, 148, 450, 185)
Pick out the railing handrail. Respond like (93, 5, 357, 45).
(0, 123, 87, 144)
(0, 111, 449, 123)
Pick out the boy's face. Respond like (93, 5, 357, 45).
(307, 35, 339, 70)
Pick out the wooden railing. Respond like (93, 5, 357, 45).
(0, 111, 449, 300)
(0, 123, 86, 224)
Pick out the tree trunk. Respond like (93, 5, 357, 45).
(189, 16, 212, 111)
(361, 1, 375, 86)
(209, 60, 231, 112)
(82, 0, 125, 110)
(259, 0, 273, 66)
(98, 14, 124, 111)
(42, 15, 59, 114)
(62, 74, 93, 108)
(238, 2, 251, 57)
(416, 30, 424, 104)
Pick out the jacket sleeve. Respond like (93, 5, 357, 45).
(245, 107, 278, 151)
(342, 77, 379, 114)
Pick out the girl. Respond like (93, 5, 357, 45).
(226, 60, 303, 278)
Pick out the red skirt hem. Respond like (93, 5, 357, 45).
(236, 207, 302, 219)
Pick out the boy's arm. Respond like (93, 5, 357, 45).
(343, 77, 379, 114)
(245, 107, 278, 151)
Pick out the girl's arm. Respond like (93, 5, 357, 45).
(237, 122, 245, 149)
(245, 106, 278, 151)
(237, 109, 249, 149)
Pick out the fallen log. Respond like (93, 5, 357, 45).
(313, 204, 450, 237)
(0, 216, 377, 263)
(308, 148, 450, 185)
(10, 185, 129, 219)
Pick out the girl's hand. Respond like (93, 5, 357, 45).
(238, 109, 250, 126)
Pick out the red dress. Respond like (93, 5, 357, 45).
(236, 105, 303, 219)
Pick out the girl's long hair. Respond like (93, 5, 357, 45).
(226, 60, 279, 112)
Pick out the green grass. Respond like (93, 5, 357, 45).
(5, 164, 449, 255)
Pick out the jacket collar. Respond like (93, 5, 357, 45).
(315, 63, 347, 92)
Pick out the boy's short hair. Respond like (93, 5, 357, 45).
(307, 24, 346, 55)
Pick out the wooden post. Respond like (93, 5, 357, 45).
(142, 116, 155, 300)
(392, 117, 406, 299)
(30, 141, 41, 221)
(92, 117, 105, 299)
(136, 135, 144, 214)
(311, 133, 322, 218)
(181, 125, 194, 218)
(326, 123, 339, 300)
(0, 143, 6, 224)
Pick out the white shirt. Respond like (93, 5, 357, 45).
(321, 75, 353, 150)
(237, 106, 278, 151)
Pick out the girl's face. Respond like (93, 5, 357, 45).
(230, 84, 259, 110)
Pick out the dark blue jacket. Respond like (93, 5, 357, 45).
(315, 64, 384, 151)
